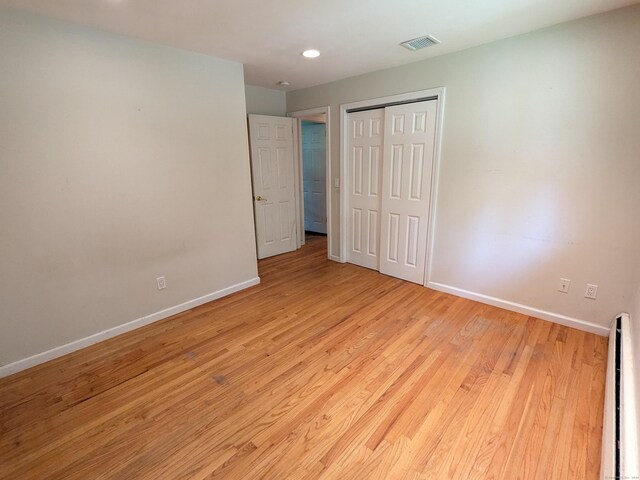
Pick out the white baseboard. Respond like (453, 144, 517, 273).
(0, 277, 261, 378)
(329, 254, 341, 263)
(427, 281, 609, 336)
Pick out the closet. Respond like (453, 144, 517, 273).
(346, 100, 437, 284)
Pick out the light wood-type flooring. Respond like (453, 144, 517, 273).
(0, 234, 607, 479)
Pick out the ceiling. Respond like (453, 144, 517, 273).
(0, 0, 637, 91)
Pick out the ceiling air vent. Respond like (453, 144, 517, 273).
(400, 35, 440, 51)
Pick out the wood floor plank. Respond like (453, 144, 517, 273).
(0, 234, 607, 479)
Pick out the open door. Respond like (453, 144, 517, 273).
(248, 114, 297, 259)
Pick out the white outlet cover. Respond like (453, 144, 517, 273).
(557, 278, 571, 293)
(584, 284, 598, 299)
(156, 276, 167, 290)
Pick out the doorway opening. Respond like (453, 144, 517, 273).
(301, 117, 327, 237)
(288, 106, 334, 260)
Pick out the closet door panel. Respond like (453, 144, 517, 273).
(346, 109, 384, 270)
(379, 101, 437, 284)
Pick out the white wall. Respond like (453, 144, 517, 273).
(287, 4, 640, 331)
(245, 85, 287, 116)
(0, 8, 259, 369)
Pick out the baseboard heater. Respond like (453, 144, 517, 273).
(602, 312, 639, 479)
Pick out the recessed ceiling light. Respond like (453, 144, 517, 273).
(278, 80, 291, 87)
(302, 49, 320, 58)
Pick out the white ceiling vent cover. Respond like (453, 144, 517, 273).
(400, 35, 440, 51)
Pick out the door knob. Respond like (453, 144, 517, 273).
(255, 195, 267, 201)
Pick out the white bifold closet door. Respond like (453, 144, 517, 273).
(379, 100, 437, 283)
(347, 108, 384, 270)
(346, 100, 437, 284)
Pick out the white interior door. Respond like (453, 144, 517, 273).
(248, 114, 297, 259)
(379, 100, 437, 284)
(346, 108, 384, 270)
(302, 123, 327, 234)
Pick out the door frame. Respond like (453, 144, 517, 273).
(339, 87, 446, 287)
(288, 106, 335, 260)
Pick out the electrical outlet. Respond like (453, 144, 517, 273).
(156, 276, 167, 290)
(557, 278, 571, 293)
(334, 177, 340, 189)
(584, 284, 598, 300)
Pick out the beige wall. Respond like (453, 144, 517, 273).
(0, 8, 258, 367)
(245, 85, 287, 116)
(287, 4, 640, 329)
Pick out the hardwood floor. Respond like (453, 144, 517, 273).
(0, 234, 607, 479)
